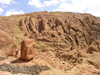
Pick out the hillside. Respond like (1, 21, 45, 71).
(0, 12, 100, 75)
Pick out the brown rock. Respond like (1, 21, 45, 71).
(56, 25, 64, 35)
(20, 18, 25, 26)
(29, 17, 39, 34)
(39, 69, 66, 75)
(70, 29, 76, 36)
(91, 25, 99, 31)
(38, 17, 51, 32)
(25, 16, 30, 25)
(79, 50, 87, 57)
(87, 45, 99, 54)
(65, 35, 77, 49)
(37, 36, 58, 42)
(21, 39, 36, 60)
(1, 12, 100, 75)
(87, 52, 100, 69)
(0, 71, 12, 75)
(20, 18, 29, 36)
(77, 31, 83, 38)
(8, 42, 18, 57)
(32, 58, 53, 68)
(97, 32, 100, 40)
(19, 12, 100, 51)
(67, 63, 99, 75)
(91, 31, 97, 38)
(0, 30, 18, 57)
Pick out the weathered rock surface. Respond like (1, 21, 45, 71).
(87, 45, 99, 54)
(87, 52, 100, 69)
(0, 30, 18, 57)
(0, 12, 100, 75)
(20, 12, 100, 51)
(66, 63, 100, 75)
(39, 69, 66, 75)
(21, 39, 36, 60)
(35, 51, 72, 70)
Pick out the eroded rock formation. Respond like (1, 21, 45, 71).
(20, 13, 100, 51)
(0, 12, 100, 75)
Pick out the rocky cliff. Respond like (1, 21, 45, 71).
(0, 12, 100, 75)
(20, 12, 100, 51)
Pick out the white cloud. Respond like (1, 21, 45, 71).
(59, 0, 68, 2)
(53, 0, 100, 17)
(86, 0, 100, 17)
(0, 4, 7, 8)
(0, 0, 17, 4)
(11, 1, 17, 4)
(44, 0, 59, 6)
(5, 9, 24, 16)
(28, 0, 100, 17)
(53, 0, 88, 13)
(28, 0, 67, 8)
(28, 0, 44, 8)
(0, 8, 3, 15)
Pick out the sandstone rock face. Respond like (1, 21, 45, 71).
(21, 39, 36, 60)
(20, 13, 100, 51)
(87, 45, 99, 53)
(0, 30, 18, 57)
(87, 52, 100, 69)
(66, 63, 99, 75)
(0, 12, 100, 75)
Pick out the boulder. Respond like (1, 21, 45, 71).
(21, 39, 36, 61)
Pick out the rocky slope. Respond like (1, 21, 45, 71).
(19, 12, 100, 52)
(0, 11, 100, 75)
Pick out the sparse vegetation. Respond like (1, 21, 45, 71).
(55, 49, 82, 64)
(36, 41, 54, 52)
(93, 72, 100, 75)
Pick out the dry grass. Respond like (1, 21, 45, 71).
(55, 49, 82, 64)
(36, 41, 54, 52)
(0, 15, 28, 46)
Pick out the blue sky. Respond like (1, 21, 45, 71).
(0, 0, 100, 17)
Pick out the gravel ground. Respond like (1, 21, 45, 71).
(0, 63, 51, 75)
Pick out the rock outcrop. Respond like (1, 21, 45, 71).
(0, 30, 18, 57)
(87, 45, 99, 53)
(66, 63, 99, 75)
(0, 12, 100, 75)
(87, 52, 100, 69)
(21, 39, 36, 60)
(20, 13, 100, 51)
